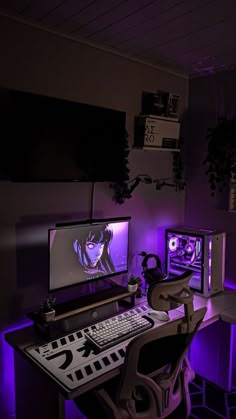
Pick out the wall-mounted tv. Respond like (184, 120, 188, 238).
(0, 88, 129, 182)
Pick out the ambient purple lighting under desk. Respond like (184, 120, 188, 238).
(1, 320, 32, 419)
(1, 321, 86, 419)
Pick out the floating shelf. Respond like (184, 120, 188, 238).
(132, 146, 180, 152)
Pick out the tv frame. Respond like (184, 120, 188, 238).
(0, 87, 128, 183)
(48, 216, 131, 293)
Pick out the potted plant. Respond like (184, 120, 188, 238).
(40, 296, 56, 322)
(127, 275, 139, 293)
(204, 118, 236, 196)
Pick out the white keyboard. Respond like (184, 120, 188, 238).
(84, 309, 153, 352)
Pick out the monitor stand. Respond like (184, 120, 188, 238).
(27, 279, 135, 338)
(54, 280, 131, 316)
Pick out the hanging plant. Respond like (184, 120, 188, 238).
(110, 134, 186, 204)
(109, 129, 130, 204)
(204, 118, 236, 196)
(172, 135, 186, 191)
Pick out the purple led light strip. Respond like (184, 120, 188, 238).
(0, 320, 86, 419)
(208, 237, 212, 290)
(0, 320, 32, 418)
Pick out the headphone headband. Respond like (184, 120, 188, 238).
(141, 253, 161, 270)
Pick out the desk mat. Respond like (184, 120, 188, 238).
(24, 304, 183, 391)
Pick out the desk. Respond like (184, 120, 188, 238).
(5, 290, 236, 419)
(186, 290, 236, 392)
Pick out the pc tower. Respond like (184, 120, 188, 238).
(165, 226, 226, 297)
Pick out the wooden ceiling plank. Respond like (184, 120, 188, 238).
(115, 0, 236, 61)
(39, 0, 124, 28)
(97, 0, 213, 48)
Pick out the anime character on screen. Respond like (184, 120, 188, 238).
(73, 224, 115, 279)
(49, 221, 129, 290)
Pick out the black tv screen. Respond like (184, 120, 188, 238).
(0, 88, 129, 182)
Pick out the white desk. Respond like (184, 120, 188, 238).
(176, 289, 236, 392)
(5, 289, 236, 419)
(177, 289, 236, 326)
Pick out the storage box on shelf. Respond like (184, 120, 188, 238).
(134, 114, 180, 151)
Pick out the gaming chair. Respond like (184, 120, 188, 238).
(75, 270, 206, 419)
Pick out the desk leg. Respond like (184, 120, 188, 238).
(189, 320, 233, 392)
(14, 352, 65, 419)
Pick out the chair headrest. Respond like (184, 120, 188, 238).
(147, 269, 194, 312)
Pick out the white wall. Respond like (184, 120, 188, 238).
(0, 15, 188, 329)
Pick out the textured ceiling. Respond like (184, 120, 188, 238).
(1, 0, 236, 77)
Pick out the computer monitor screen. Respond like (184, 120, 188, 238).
(166, 231, 203, 291)
(49, 218, 130, 292)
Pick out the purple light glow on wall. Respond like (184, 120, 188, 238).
(0, 321, 86, 419)
(65, 400, 86, 419)
(0, 320, 32, 418)
(224, 279, 236, 290)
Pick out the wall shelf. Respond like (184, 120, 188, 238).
(134, 114, 180, 150)
(132, 146, 180, 152)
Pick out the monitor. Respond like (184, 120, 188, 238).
(48, 217, 130, 292)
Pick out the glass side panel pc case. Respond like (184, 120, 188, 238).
(165, 226, 226, 297)
(48, 217, 130, 292)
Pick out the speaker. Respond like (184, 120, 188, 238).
(141, 253, 164, 285)
(60, 301, 119, 332)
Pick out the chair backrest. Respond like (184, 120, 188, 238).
(116, 306, 206, 418)
(95, 271, 207, 419)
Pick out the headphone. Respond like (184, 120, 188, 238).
(141, 253, 164, 285)
(141, 253, 166, 307)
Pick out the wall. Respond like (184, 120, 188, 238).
(0, 15, 188, 330)
(185, 69, 236, 286)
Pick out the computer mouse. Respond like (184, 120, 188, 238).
(148, 311, 170, 322)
